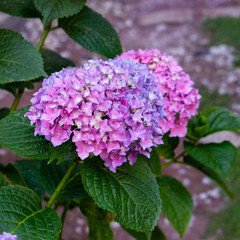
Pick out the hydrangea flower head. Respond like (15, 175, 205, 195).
(26, 57, 165, 172)
(0, 232, 17, 240)
(120, 49, 201, 137)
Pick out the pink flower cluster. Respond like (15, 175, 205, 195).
(26, 57, 165, 172)
(120, 49, 201, 137)
(0, 232, 17, 240)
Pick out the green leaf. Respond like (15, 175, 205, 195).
(157, 176, 193, 237)
(124, 227, 152, 240)
(0, 108, 9, 120)
(0, 0, 40, 18)
(59, 6, 123, 58)
(156, 133, 179, 159)
(34, 0, 86, 27)
(187, 107, 240, 140)
(0, 49, 75, 94)
(0, 172, 9, 187)
(40, 159, 87, 200)
(139, 148, 161, 177)
(49, 139, 77, 164)
(0, 29, 47, 84)
(0, 106, 51, 159)
(0, 81, 34, 96)
(81, 157, 161, 232)
(186, 112, 208, 141)
(124, 225, 167, 240)
(151, 226, 167, 240)
(0, 185, 62, 239)
(184, 141, 237, 176)
(203, 107, 240, 134)
(41, 48, 75, 76)
(15, 159, 45, 199)
(184, 155, 234, 199)
(79, 198, 114, 240)
(0, 163, 26, 186)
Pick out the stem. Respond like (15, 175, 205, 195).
(37, 21, 52, 52)
(9, 88, 24, 113)
(162, 151, 186, 169)
(46, 160, 78, 208)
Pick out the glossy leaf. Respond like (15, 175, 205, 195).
(0, 106, 50, 159)
(184, 141, 237, 176)
(81, 157, 161, 232)
(40, 159, 87, 200)
(0, 0, 40, 18)
(15, 159, 45, 199)
(79, 198, 113, 240)
(184, 155, 234, 199)
(156, 133, 179, 159)
(34, 0, 86, 27)
(0, 29, 46, 84)
(59, 6, 122, 58)
(0, 185, 61, 239)
(157, 176, 193, 237)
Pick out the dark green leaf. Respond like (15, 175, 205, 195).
(0, 163, 26, 186)
(124, 225, 167, 240)
(81, 157, 161, 232)
(34, 0, 86, 27)
(151, 226, 167, 240)
(59, 6, 123, 58)
(40, 159, 87, 200)
(123, 227, 152, 240)
(0, 172, 9, 187)
(0, 81, 34, 96)
(184, 141, 237, 176)
(0, 0, 40, 18)
(184, 155, 234, 199)
(41, 48, 75, 76)
(203, 107, 240, 134)
(157, 176, 193, 237)
(0, 29, 46, 84)
(49, 138, 77, 164)
(79, 198, 114, 240)
(156, 133, 179, 159)
(0, 108, 9, 120)
(0, 185, 62, 239)
(139, 148, 161, 177)
(0, 106, 51, 159)
(187, 107, 240, 140)
(15, 159, 45, 199)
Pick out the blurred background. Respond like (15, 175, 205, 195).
(1, 0, 240, 239)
